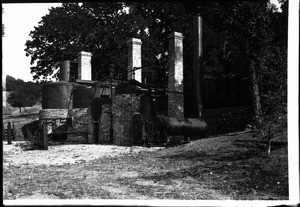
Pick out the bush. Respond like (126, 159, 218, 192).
(3, 107, 13, 115)
(216, 108, 252, 134)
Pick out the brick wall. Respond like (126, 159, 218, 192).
(127, 38, 142, 83)
(111, 94, 140, 146)
(168, 32, 184, 120)
(39, 108, 91, 143)
(99, 104, 111, 143)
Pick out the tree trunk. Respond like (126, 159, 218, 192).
(249, 59, 263, 128)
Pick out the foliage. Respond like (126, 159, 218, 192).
(216, 108, 252, 134)
(25, 2, 136, 81)
(25, 3, 96, 81)
(25, 1, 288, 128)
(7, 92, 36, 113)
(6, 75, 42, 112)
(192, 1, 287, 126)
(258, 0, 287, 119)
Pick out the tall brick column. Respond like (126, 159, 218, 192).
(168, 32, 184, 120)
(77, 51, 92, 81)
(127, 38, 142, 82)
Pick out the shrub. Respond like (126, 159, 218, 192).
(216, 108, 252, 134)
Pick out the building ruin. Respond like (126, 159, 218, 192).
(38, 30, 207, 147)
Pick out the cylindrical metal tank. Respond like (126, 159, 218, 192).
(59, 60, 70, 81)
(73, 85, 95, 108)
(42, 81, 73, 109)
(166, 117, 207, 136)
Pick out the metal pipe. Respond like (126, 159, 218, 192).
(167, 117, 207, 136)
(59, 60, 70, 81)
(194, 15, 203, 118)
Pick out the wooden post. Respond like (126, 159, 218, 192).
(42, 121, 48, 150)
(12, 122, 17, 140)
(2, 124, 5, 140)
(94, 121, 99, 144)
(7, 121, 12, 145)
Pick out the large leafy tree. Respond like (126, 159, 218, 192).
(25, 3, 97, 81)
(25, 2, 144, 82)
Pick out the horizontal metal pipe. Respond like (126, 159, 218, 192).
(166, 117, 207, 136)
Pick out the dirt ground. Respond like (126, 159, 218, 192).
(3, 130, 289, 201)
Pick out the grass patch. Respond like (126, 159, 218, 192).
(3, 131, 288, 200)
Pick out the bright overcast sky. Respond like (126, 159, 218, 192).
(2, 3, 62, 82)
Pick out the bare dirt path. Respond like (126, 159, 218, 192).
(2, 132, 288, 200)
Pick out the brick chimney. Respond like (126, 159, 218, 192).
(168, 32, 184, 119)
(127, 38, 142, 82)
(77, 51, 92, 81)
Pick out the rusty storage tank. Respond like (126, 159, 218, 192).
(73, 84, 95, 108)
(42, 81, 74, 109)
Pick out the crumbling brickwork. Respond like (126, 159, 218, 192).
(168, 32, 184, 120)
(127, 38, 142, 83)
(39, 108, 91, 143)
(77, 51, 92, 81)
(99, 104, 111, 143)
(112, 94, 140, 146)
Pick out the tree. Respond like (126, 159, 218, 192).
(25, 1, 288, 130)
(6, 75, 42, 112)
(25, 2, 139, 82)
(185, 1, 285, 128)
(7, 91, 37, 113)
(124, 2, 193, 84)
(25, 3, 97, 81)
(25, 2, 193, 83)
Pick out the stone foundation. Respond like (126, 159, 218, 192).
(99, 104, 111, 143)
(40, 95, 142, 145)
(112, 94, 140, 146)
(39, 108, 91, 143)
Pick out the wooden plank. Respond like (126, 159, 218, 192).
(7, 122, 12, 145)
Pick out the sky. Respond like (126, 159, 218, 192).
(2, 3, 62, 82)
